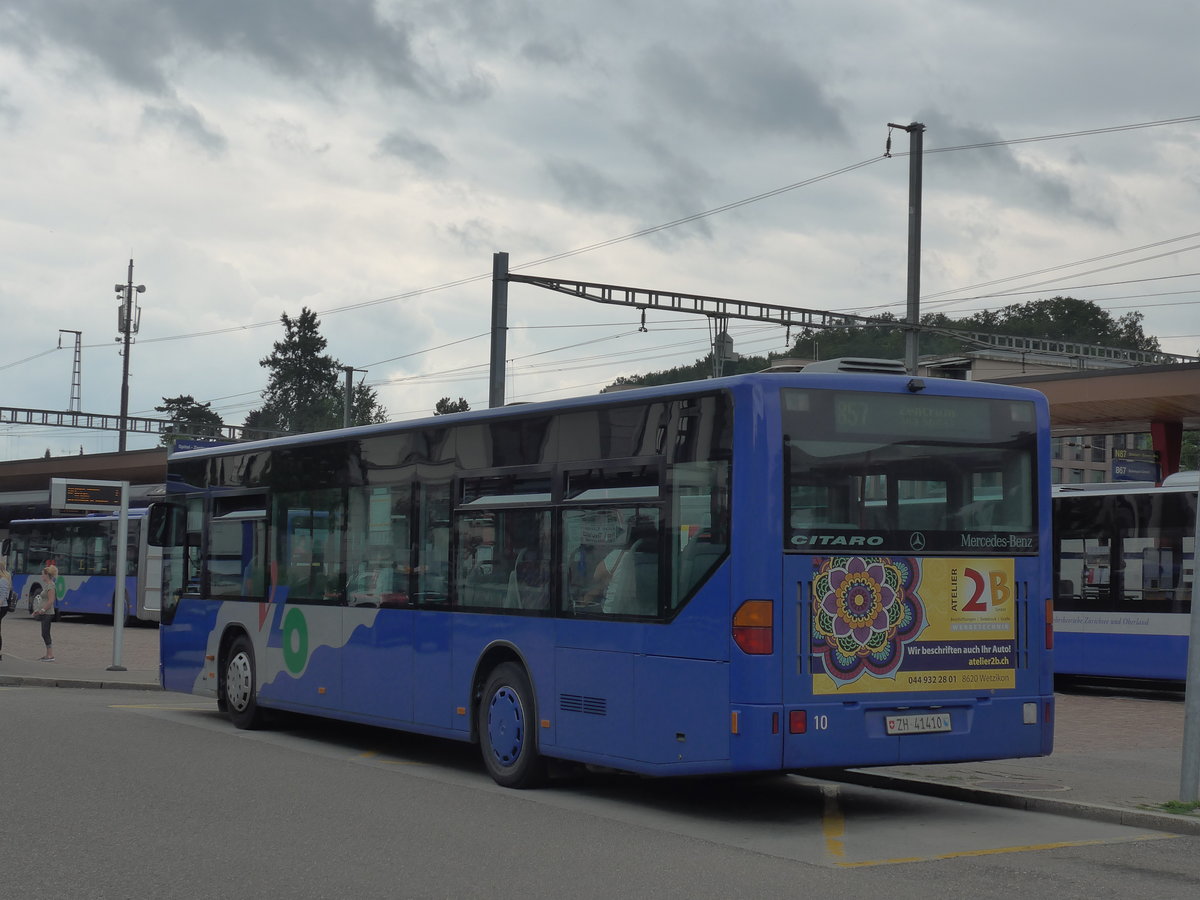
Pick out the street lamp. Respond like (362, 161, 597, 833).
(115, 259, 146, 452)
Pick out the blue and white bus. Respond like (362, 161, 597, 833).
(5, 510, 163, 623)
(155, 364, 1054, 787)
(1054, 474, 1196, 681)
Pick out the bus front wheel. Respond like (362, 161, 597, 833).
(479, 662, 546, 789)
(224, 635, 264, 730)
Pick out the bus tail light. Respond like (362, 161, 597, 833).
(789, 710, 807, 734)
(1045, 598, 1054, 650)
(732, 600, 773, 654)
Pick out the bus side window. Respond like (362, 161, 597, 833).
(417, 482, 450, 605)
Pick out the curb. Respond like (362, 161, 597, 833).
(820, 768, 1200, 836)
(0, 674, 162, 692)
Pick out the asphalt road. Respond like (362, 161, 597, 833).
(5, 685, 1200, 899)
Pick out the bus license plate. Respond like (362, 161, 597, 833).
(886, 713, 951, 735)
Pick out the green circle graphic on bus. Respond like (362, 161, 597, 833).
(282, 607, 309, 674)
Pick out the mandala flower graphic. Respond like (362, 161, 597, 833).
(812, 556, 924, 684)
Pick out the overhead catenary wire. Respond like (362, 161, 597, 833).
(39, 113, 1200, 361)
(11, 114, 1200, 447)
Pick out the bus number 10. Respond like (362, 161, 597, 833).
(812, 714, 829, 731)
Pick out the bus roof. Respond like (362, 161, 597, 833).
(168, 368, 1050, 462)
(9, 508, 149, 526)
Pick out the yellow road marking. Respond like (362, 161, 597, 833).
(821, 784, 845, 859)
(837, 833, 1178, 868)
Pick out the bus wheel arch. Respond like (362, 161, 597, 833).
(26, 583, 40, 615)
(109, 593, 135, 628)
(476, 657, 546, 789)
(220, 630, 264, 729)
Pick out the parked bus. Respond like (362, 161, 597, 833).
(5, 510, 162, 623)
(1054, 473, 1196, 681)
(154, 364, 1054, 787)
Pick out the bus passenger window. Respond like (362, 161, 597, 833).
(504, 511, 551, 611)
(563, 509, 661, 617)
(599, 517, 659, 617)
(275, 492, 345, 604)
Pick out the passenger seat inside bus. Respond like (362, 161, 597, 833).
(461, 561, 511, 607)
(677, 536, 725, 602)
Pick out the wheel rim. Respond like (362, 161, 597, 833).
(226, 651, 253, 713)
(486, 685, 525, 768)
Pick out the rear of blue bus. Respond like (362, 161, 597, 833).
(727, 373, 1054, 771)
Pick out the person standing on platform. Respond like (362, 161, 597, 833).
(33, 563, 57, 661)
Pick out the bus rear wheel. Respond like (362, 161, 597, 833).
(224, 635, 264, 730)
(479, 662, 546, 789)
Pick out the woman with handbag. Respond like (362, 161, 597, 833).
(33, 563, 57, 661)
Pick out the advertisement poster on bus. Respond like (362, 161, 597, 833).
(811, 556, 1016, 694)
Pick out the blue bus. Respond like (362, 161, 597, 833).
(155, 364, 1054, 787)
(5, 510, 163, 623)
(1054, 474, 1196, 681)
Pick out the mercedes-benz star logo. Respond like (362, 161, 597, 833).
(909, 532, 927, 551)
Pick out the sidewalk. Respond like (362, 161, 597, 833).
(0, 611, 160, 690)
(2, 612, 1198, 834)
(832, 688, 1200, 835)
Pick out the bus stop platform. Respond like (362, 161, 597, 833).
(1, 612, 1198, 834)
(0, 613, 161, 690)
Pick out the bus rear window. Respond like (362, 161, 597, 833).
(783, 389, 1038, 554)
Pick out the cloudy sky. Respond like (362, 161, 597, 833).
(2, 0, 1199, 458)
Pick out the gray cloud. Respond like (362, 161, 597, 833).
(378, 130, 448, 173)
(141, 102, 228, 155)
(545, 158, 629, 213)
(444, 217, 497, 255)
(265, 119, 331, 157)
(545, 140, 718, 245)
(636, 37, 846, 141)
(0, 0, 490, 102)
(0, 87, 18, 126)
(520, 36, 583, 67)
(916, 111, 1115, 226)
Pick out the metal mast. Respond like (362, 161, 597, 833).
(58, 329, 82, 412)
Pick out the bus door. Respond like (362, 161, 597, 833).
(340, 486, 418, 725)
(141, 540, 163, 619)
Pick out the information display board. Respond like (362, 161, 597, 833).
(49, 478, 124, 512)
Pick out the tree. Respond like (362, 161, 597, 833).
(961, 297, 1160, 352)
(351, 382, 389, 426)
(244, 307, 387, 436)
(1181, 432, 1200, 471)
(156, 395, 225, 447)
(604, 296, 1164, 393)
(434, 397, 471, 415)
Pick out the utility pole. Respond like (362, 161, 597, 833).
(489, 252, 509, 408)
(888, 122, 925, 375)
(1182, 487, 1200, 801)
(341, 365, 366, 428)
(114, 260, 146, 452)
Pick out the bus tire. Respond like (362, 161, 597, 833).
(26, 585, 38, 616)
(224, 635, 265, 730)
(479, 662, 546, 789)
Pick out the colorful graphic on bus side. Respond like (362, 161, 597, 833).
(811, 556, 1016, 694)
